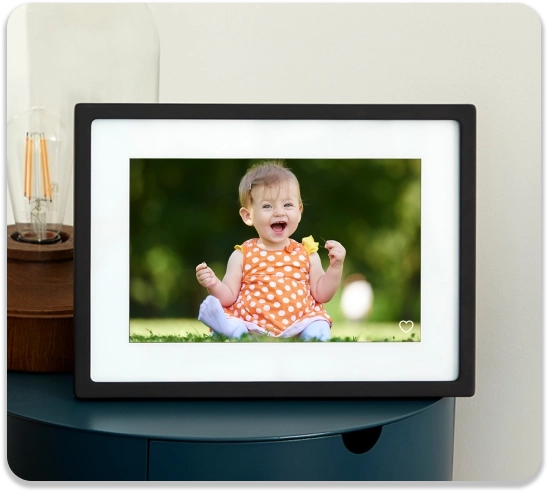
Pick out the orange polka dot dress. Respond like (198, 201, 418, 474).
(223, 237, 332, 337)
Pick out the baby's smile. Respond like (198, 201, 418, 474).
(271, 221, 287, 234)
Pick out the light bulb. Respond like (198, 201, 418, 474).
(7, 107, 71, 243)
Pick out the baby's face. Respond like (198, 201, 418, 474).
(240, 180, 303, 250)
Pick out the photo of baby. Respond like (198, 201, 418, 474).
(196, 161, 345, 341)
(129, 158, 421, 343)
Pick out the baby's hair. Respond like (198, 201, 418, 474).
(239, 160, 301, 208)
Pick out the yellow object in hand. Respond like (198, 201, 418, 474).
(302, 235, 319, 254)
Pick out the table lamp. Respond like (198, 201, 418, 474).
(7, 107, 74, 372)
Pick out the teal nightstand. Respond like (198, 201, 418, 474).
(8, 372, 454, 480)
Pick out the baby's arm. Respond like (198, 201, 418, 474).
(196, 249, 243, 307)
(309, 240, 346, 303)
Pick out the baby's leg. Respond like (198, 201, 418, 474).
(299, 320, 331, 342)
(198, 295, 248, 339)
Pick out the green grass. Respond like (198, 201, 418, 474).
(129, 332, 360, 343)
(130, 318, 420, 343)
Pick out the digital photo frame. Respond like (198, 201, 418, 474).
(74, 103, 475, 398)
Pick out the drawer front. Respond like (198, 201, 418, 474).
(8, 415, 148, 480)
(149, 398, 454, 481)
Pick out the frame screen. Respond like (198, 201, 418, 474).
(74, 104, 475, 398)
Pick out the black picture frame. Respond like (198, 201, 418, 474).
(74, 103, 475, 399)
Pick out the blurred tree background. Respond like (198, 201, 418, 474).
(130, 159, 420, 323)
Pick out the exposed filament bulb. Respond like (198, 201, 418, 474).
(24, 132, 53, 240)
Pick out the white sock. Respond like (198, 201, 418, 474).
(198, 296, 248, 338)
(227, 319, 249, 339)
(300, 320, 331, 342)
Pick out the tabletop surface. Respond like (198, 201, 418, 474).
(8, 372, 443, 442)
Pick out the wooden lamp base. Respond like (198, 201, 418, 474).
(7, 225, 74, 373)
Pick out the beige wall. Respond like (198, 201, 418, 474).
(6, 3, 541, 481)
(147, 4, 541, 480)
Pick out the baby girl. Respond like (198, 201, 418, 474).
(196, 160, 345, 341)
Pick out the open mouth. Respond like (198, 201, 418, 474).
(271, 221, 287, 233)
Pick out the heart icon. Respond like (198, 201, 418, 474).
(399, 320, 414, 333)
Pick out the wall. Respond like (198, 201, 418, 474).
(6, 3, 542, 481)
(147, 4, 541, 480)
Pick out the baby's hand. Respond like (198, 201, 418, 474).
(324, 240, 346, 270)
(196, 262, 219, 289)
